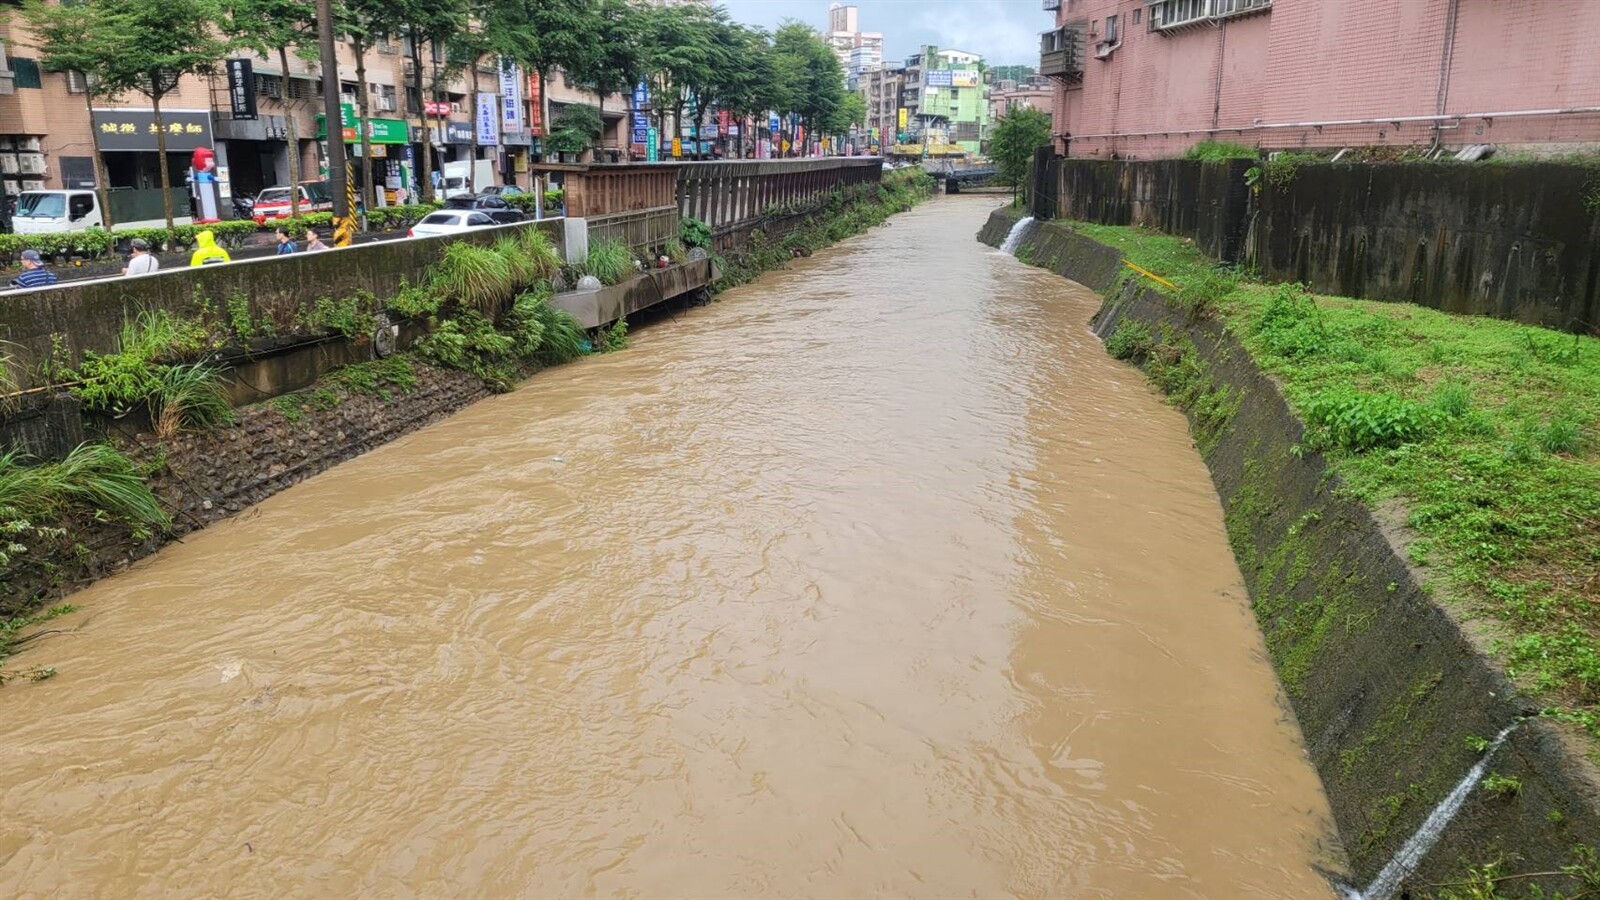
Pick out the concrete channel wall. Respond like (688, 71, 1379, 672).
(1031, 158, 1600, 332)
(980, 206, 1600, 896)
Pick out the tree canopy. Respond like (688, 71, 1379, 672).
(989, 107, 1053, 187)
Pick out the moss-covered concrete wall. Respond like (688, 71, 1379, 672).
(1039, 158, 1600, 332)
(0, 221, 563, 390)
(979, 210, 1600, 896)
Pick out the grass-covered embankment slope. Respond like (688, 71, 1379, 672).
(981, 206, 1600, 896)
(1076, 222, 1600, 741)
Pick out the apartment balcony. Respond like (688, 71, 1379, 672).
(1039, 24, 1084, 84)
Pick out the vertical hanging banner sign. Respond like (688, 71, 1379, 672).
(476, 92, 499, 146)
(527, 72, 543, 136)
(227, 59, 257, 120)
(498, 57, 522, 129)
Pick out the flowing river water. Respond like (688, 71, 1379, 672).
(0, 196, 1342, 898)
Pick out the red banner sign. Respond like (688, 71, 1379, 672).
(423, 101, 451, 116)
(527, 72, 543, 137)
(717, 109, 730, 137)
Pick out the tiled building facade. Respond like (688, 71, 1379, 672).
(1043, 0, 1600, 158)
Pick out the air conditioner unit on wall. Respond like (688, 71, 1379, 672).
(18, 154, 45, 175)
(0, 156, 17, 174)
(376, 96, 395, 112)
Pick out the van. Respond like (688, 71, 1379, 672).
(11, 190, 188, 234)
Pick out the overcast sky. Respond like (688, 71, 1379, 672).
(716, 0, 1051, 67)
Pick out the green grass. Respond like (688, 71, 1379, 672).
(1070, 220, 1600, 737)
(1182, 140, 1258, 161)
(581, 238, 635, 286)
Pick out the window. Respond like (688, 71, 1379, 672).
(467, 213, 494, 227)
(1133, 7, 1141, 24)
(287, 77, 321, 101)
(66, 70, 89, 93)
(1150, 0, 1271, 31)
(11, 57, 41, 90)
(1105, 14, 1119, 42)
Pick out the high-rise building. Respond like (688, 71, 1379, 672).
(828, 3, 858, 33)
(824, 3, 884, 85)
(901, 46, 989, 155)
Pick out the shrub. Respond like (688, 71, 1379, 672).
(1253, 283, 1330, 358)
(1177, 268, 1237, 319)
(1303, 388, 1433, 451)
(599, 315, 628, 352)
(1539, 416, 1586, 455)
(582, 238, 634, 286)
(530, 301, 587, 364)
(413, 311, 516, 388)
(430, 241, 515, 315)
(386, 280, 445, 319)
(680, 216, 712, 249)
(0, 443, 168, 528)
(500, 290, 550, 359)
(301, 292, 380, 342)
(1105, 321, 1155, 361)
(151, 363, 234, 439)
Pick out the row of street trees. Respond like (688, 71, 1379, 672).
(20, 0, 861, 229)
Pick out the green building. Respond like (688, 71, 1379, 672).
(908, 47, 989, 156)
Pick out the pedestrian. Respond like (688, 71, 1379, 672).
(275, 227, 297, 255)
(121, 238, 160, 277)
(188, 230, 232, 266)
(11, 249, 59, 289)
(303, 227, 329, 252)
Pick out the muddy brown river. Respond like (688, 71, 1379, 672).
(0, 196, 1340, 898)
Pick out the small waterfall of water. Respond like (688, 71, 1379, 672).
(1347, 723, 1519, 900)
(998, 216, 1037, 255)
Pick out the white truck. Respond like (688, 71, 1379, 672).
(10, 189, 191, 234)
(440, 159, 498, 199)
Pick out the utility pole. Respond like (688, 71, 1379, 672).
(315, 0, 352, 244)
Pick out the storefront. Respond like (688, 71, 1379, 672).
(92, 107, 214, 189)
(434, 121, 474, 164)
(316, 102, 411, 204)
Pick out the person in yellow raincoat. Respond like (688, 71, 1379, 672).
(188, 230, 232, 266)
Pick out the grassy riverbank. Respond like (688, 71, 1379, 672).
(1075, 222, 1600, 743)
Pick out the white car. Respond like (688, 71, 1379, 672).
(408, 210, 501, 238)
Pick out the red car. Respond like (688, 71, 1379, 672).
(251, 181, 334, 225)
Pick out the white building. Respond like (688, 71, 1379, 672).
(825, 3, 884, 85)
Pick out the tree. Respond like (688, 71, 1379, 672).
(387, 0, 466, 202)
(710, 25, 780, 158)
(566, 0, 643, 159)
(26, 0, 232, 230)
(219, 0, 316, 217)
(989, 106, 1052, 191)
(488, 0, 597, 160)
(638, 2, 714, 158)
(836, 92, 867, 134)
(546, 103, 601, 157)
(771, 22, 843, 156)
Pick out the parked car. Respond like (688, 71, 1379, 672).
(408, 209, 512, 238)
(478, 185, 528, 197)
(251, 181, 334, 225)
(439, 194, 526, 224)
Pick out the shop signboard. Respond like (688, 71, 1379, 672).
(950, 70, 980, 88)
(528, 72, 543, 136)
(925, 70, 953, 87)
(633, 81, 650, 110)
(769, 113, 780, 134)
(91, 108, 213, 152)
(647, 127, 659, 162)
(631, 112, 649, 145)
(424, 101, 452, 116)
(317, 103, 408, 143)
(226, 59, 256, 120)
(476, 92, 499, 146)
(897, 108, 907, 129)
(498, 57, 522, 129)
(718, 109, 730, 136)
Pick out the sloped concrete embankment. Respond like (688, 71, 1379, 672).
(979, 208, 1600, 894)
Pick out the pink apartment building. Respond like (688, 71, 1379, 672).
(1042, 0, 1600, 158)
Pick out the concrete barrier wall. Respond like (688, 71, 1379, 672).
(0, 220, 563, 389)
(676, 158, 883, 235)
(1039, 157, 1600, 332)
